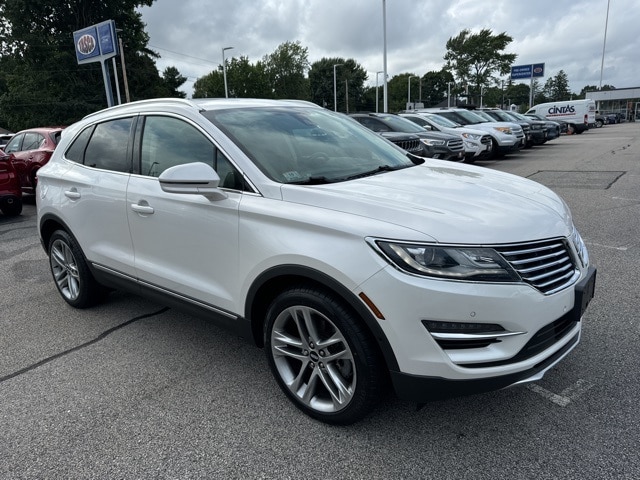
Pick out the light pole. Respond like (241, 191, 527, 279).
(382, 0, 388, 113)
(480, 85, 485, 108)
(447, 81, 452, 108)
(333, 63, 343, 112)
(599, 0, 611, 89)
(222, 46, 233, 98)
(375, 71, 384, 113)
(407, 76, 417, 109)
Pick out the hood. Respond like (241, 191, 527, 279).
(414, 130, 459, 141)
(281, 161, 571, 244)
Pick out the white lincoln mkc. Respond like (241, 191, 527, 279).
(36, 98, 596, 424)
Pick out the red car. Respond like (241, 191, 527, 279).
(0, 148, 22, 216)
(3, 127, 64, 192)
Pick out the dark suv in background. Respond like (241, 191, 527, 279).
(350, 113, 465, 161)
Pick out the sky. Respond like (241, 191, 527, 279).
(138, 0, 639, 98)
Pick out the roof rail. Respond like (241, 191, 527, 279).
(82, 97, 200, 120)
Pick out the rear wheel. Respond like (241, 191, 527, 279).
(48, 230, 104, 308)
(265, 287, 384, 425)
(595, 119, 604, 128)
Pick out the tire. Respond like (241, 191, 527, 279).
(264, 286, 384, 425)
(595, 119, 603, 128)
(1, 197, 22, 216)
(566, 124, 575, 135)
(48, 230, 104, 308)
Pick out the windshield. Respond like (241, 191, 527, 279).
(484, 110, 514, 122)
(447, 110, 486, 125)
(374, 114, 427, 133)
(471, 111, 496, 122)
(203, 107, 417, 184)
(424, 113, 460, 128)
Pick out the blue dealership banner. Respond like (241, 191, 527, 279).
(73, 20, 118, 65)
(511, 64, 532, 80)
(511, 63, 545, 80)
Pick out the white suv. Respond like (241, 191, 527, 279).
(36, 98, 596, 425)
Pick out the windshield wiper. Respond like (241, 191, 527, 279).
(344, 164, 402, 181)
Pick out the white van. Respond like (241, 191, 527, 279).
(526, 99, 596, 134)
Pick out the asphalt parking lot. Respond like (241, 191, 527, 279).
(1, 123, 639, 479)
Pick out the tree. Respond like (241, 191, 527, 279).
(162, 66, 187, 98)
(420, 69, 455, 107)
(444, 29, 517, 105)
(543, 70, 571, 102)
(0, 0, 165, 130)
(308, 57, 368, 112)
(263, 41, 309, 99)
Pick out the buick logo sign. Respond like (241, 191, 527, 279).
(77, 34, 96, 55)
(533, 66, 543, 74)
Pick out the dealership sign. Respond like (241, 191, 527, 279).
(511, 63, 545, 80)
(73, 20, 118, 64)
(73, 20, 120, 107)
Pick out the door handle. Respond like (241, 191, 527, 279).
(64, 189, 81, 200)
(131, 203, 155, 215)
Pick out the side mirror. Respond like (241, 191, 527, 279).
(159, 162, 227, 199)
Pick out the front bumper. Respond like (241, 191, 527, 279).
(357, 261, 596, 403)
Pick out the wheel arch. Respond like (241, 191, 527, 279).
(39, 213, 75, 254)
(245, 264, 399, 372)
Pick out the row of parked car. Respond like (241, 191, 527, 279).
(348, 107, 569, 166)
(0, 127, 64, 216)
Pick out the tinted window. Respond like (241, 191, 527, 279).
(23, 132, 45, 150)
(4, 133, 23, 153)
(140, 116, 242, 189)
(84, 118, 133, 172)
(65, 126, 94, 163)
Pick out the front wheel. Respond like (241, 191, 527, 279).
(48, 230, 104, 308)
(264, 287, 384, 425)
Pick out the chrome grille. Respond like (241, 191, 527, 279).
(392, 139, 423, 154)
(495, 239, 578, 294)
(447, 138, 464, 152)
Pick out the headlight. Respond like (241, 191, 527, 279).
(421, 139, 446, 146)
(494, 127, 513, 134)
(571, 228, 589, 268)
(461, 133, 481, 140)
(375, 241, 521, 282)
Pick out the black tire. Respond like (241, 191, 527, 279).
(48, 230, 104, 308)
(1, 197, 22, 216)
(595, 119, 603, 128)
(264, 286, 384, 425)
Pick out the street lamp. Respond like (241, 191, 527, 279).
(480, 85, 485, 108)
(407, 75, 417, 109)
(375, 71, 384, 113)
(333, 63, 343, 112)
(222, 46, 233, 98)
(382, 0, 388, 113)
(447, 81, 452, 108)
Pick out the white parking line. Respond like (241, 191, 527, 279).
(527, 379, 595, 407)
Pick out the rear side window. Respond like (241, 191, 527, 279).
(23, 132, 45, 150)
(65, 126, 94, 163)
(83, 118, 133, 172)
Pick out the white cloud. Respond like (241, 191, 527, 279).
(139, 0, 639, 96)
